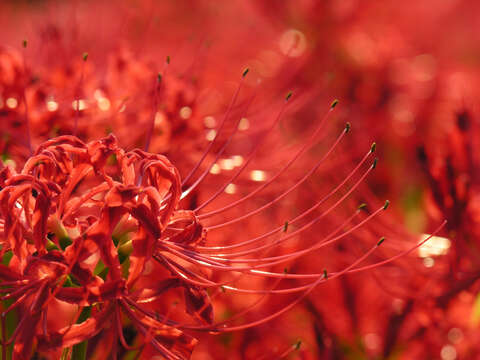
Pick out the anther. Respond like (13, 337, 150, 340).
(357, 203, 367, 211)
(345, 122, 351, 133)
(383, 200, 390, 210)
(294, 340, 302, 350)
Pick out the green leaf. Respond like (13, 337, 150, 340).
(1, 250, 13, 266)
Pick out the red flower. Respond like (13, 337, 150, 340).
(0, 135, 197, 359)
(0, 94, 407, 359)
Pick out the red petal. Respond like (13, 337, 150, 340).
(38, 304, 114, 350)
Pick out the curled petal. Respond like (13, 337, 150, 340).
(38, 304, 114, 350)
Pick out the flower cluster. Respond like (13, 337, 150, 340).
(0, 99, 406, 359)
(0, 45, 201, 171)
(0, 135, 203, 359)
(0, 1, 466, 358)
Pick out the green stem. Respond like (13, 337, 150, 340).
(71, 307, 91, 360)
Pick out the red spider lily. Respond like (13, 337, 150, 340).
(0, 2, 461, 358)
(419, 110, 479, 247)
(417, 109, 479, 281)
(402, 109, 480, 357)
(0, 134, 198, 359)
(0, 24, 444, 356)
(0, 76, 420, 359)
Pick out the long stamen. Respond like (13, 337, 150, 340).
(197, 147, 373, 254)
(181, 68, 249, 187)
(73, 52, 88, 136)
(180, 90, 256, 199)
(172, 211, 361, 296)
(197, 100, 340, 218)
(203, 275, 285, 327)
(179, 239, 381, 332)
(144, 56, 170, 152)
(169, 221, 448, 301)
(152, 255, 217, 289)
(157, 230, 287, 290)
(212, 202, 385, 265)
(203, 125, 354, 231)
(21, 40, 33, 155)
(143, 73, 162, 152)
(192, 90, 293, 210)
(346, 220, 447, 273)
(160, 203, 385, 272)
(215, 242, 379, 332)
(275, 341, 302, 359)
(120, 301, 182, 360)
(208, 160, 377, 259)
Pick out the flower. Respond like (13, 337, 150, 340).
(0, 135, 196, 359)
(0, 86, 410, 358)
(0, 2, 457, 358)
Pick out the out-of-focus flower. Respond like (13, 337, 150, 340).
(0, 43, 203, 175)
(419, 110, 479, 248)
(407, 109, 480, 358)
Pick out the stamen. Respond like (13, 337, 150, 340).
(196, 99, 340, 217)
(200, 147, 373, 253)
(73, 52, 88, 137)
(181, 91, 256, 199)
(144, 55, 171, 152)
(160, 204, 384, 272)
(144, 72, 163, 153)
(21, 40, 32, 155)
(202, 127, 353, 229)
(191, 93, 291, 208)
(275, 340, 302, 359)
(178, 239, 381, 332)
(181, 69, 248, 187)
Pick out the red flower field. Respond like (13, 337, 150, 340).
(0, 1, 478, 359)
